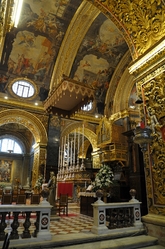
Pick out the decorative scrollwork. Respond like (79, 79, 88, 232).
(88, 0, 165, 58)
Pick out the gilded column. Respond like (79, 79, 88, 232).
(129, 39, 165, 242)
(31, 143, 47, 187)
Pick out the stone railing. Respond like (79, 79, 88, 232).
(0, 199, 52, 247)
(92, 191, 143, 235)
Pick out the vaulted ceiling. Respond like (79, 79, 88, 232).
(0, 0, 164, 120)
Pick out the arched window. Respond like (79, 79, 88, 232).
(81, 102, 93, 111)
(0, 138, 22, 154)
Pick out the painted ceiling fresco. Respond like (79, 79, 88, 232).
(70, 13, 128, 106)
(0, 0, 81, 100)
(0, 0, 132, 109)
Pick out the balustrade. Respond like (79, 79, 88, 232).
(0, 200, 52, 247)
(91, 196, 143, 235)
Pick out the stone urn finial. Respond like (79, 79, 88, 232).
(129, 189, 136, 199)
(129, 189, 139, 203)
(96, 189, 104, 202)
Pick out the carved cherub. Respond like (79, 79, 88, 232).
(147, 108, 161, 133)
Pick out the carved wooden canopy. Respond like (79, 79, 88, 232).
(44, 79, 95, 117)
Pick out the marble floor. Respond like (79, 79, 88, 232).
(4, 204, 165, 249)
(49, 213, 93, 235)
(3, 203, 165, 249)
(5, 203, 94, 236)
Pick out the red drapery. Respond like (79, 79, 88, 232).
(57, 182, 73, 197)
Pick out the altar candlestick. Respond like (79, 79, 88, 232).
(58, 147, 60, 168)
(43, 165, 46, 183)
(73, 129, 76, 166)
(61, 137, 63, 169)
(71, 139, 73, 167)
(67, 134, 69, 167)
(63, 136, 66, 167)
(76, 127, 80, 170)
(82, 123, 84, 158)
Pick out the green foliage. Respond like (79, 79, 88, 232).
(34, 174, 44, 190)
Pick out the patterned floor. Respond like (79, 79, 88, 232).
(5, 204, 94, 236)
(49, 213, 93, 235)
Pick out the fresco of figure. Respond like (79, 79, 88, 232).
(1, 28, 17, 67)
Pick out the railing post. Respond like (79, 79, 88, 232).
(10, 212, 20, 240)
(0, 212, 8, 241)
(133, 202, 143, 228)
(37, 198, 52, 240)
(91, 198, 109, 235)
(129, 189, 143, 229)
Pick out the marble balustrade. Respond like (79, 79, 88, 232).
(91, 197, 143, 235)
(0, 199, 52, 247)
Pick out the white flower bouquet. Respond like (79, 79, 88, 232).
(92, 164, 114, 192)
(34, 174, 44, 191)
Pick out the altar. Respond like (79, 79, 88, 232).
(79, 192, 97, 217)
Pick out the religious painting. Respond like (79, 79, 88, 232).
(0, 160, 12, 182)
(0, 0, 81, 97)
(0, 74, 8, 93)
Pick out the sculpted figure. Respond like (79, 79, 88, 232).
(47, 171, 56, 206)
(42, 171, 56, 206)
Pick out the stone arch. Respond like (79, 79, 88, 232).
(105, 51, 132, 117)
(87, 0, 137, 60)
(113, 68, 134, 113)
(0, 109, 48, 186)
(61, 122, 98, 152)
(0, 109, 47, 144)
(88, 0, 165, 59)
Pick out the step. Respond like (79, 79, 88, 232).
(13, 234, 159, 249)
(42, 235, 159, 249)
(138, 246, 165, 249)
(51, 235, 159, 249)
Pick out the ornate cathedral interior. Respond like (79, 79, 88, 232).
(1, 0, 165, 247)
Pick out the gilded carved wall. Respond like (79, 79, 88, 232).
(88, 0, 165, 60)
(135, 49, 165, 215)
(97, 117, 126, 146)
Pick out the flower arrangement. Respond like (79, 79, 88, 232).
(15, 178, 20, 185)
(34, 174, 44, 191)
(92, 164, 114, 192)
(15, 177, 20, 188)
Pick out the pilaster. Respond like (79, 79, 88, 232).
(129, 38, 165, 243)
